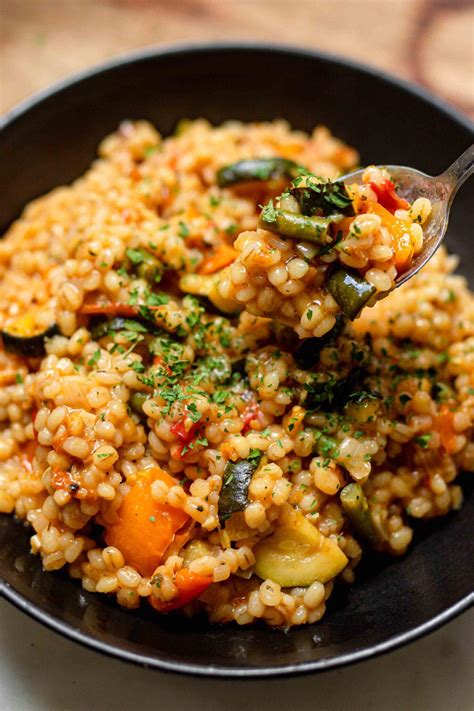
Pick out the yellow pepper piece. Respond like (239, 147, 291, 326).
(369, 201, 415, 269)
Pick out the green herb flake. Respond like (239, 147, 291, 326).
(87, 349, 101, 367)
(126, 248, 145, 265)
(178, 221, 190, 239)
(96, 452, 114, 459)
(414, 433, 432, 448)
(144, 146, 158, 158)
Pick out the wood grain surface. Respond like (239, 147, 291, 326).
(1, 0, 473, 117)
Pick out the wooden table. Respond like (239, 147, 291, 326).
(1, 0, 473, 117)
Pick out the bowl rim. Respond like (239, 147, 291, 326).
(1, 575, 473, 678)
(0, 41, 473, 678)
(1, 40, 473, 131)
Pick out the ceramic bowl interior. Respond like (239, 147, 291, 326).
(0, 44, 472, 677)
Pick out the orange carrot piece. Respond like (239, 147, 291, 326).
(150, 568, 212, 612)
(337, 216, 355, 234)
(79, 303, 139, 317)
(437, 405, 457, 454)
(0, 370, 18, 386)
(105, 467, 189, 576)
(199, 244, 238, 275)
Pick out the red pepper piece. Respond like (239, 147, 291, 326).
(150, 568, 212, 612)
(241, 403, 263, 433)
(370, 179, 410, 214)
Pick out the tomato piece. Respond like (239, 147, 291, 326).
(105, 468, 188, 576)
(150, 568, 212, 612)
(241, 403, 263, 433)
(152, 355, 172, 375)
(170, 415, 203, 459)
(370, 179, 409, 213)
(170, 419, 199, 443)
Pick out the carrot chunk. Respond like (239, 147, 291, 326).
(199, 244, 238, 275)
(437, 405, 457, 454)
(105, 467, 188, 576)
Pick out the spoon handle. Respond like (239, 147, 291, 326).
(440, 144, 474, 200)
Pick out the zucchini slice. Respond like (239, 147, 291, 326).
(217, 158, 301, 188)
(1, 312, 58, 357)
(326, 269, 377, 320)
(130, 391, 149, 416)
(340, 483, 382, 549)
(218, 454, 261, 524)
(253, 510, 348, 586)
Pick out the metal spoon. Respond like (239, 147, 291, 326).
(341, 144, 474, 287)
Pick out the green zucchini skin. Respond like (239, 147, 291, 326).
(259, 209, 341, 245)
(217, 158, 301, 187)
(218, 454, 261, 524)
(91, 317, 136, 340)
(1, 323, 58, 357)
(133, 249, 163, 284)
(326, 269, 377, 320)
(340, 482, 382, 548)
(130, 391, 148, 416)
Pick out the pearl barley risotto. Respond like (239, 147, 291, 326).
(0, 119, 472, 628)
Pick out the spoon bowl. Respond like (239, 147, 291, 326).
(341, 144, 474, 287)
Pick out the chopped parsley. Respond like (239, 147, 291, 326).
(178, 221, 189, 239)
(87, 349, 101, 367)
(414, 433, 432, 448)
(126, 248, 146, 265)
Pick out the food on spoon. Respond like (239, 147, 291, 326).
(218, 169, 431, 337)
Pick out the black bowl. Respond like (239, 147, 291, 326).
(0, 43, 473, 678)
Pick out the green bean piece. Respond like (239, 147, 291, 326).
(340, 483, 381, 548)
(259, 206, 343, 245)
(326, 268, 377, 320)
(130, 391, 148, 416)
(217, 158, 301, 187)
